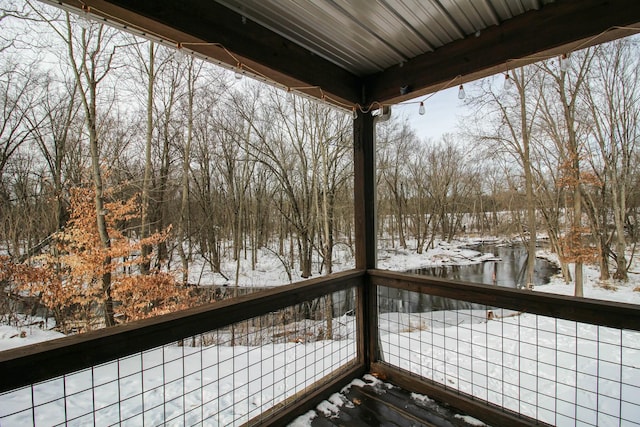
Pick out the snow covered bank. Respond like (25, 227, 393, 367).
(536, 249, 640, 305)
(0, 319, 63, 352)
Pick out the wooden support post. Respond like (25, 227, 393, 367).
(353, 110, 376, 270)
(354, 109, 379, 369)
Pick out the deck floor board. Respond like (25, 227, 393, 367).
(306, 376, 485, 427)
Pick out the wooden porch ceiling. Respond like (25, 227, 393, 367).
(45, 0, 640, 111)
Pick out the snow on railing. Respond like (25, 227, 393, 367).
(0, 271, 364, 426)
(370, 270, 640, 427)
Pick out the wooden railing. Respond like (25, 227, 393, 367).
(2, 268, 639, 426)
(0, 270, 366, 426)
(368, 270, 640, 427)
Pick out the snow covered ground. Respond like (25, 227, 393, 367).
(1, 237, 639, 426)
(535, 248, 640, 305)
(0, 317, 358, 426)
(176, 236, 640, 310)
(0, 318, 63, 352)
(378, 309, 640, 426)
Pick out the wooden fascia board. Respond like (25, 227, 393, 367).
(365, 0, 640, 106)
(51, 0, 363, 107)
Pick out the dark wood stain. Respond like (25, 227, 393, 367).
(369, 269, 640, 332)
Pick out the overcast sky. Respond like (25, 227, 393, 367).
(396, 85, 466, 142)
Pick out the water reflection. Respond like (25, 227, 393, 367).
(410, 244, 559, 288)
(382, 244, 560, 314)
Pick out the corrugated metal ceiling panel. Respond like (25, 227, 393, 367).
(215, 0, 556, 75)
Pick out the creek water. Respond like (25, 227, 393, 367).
(201, 244, 560, 316)
(379, 243, 560, 314)
(411, 243, 559, 288)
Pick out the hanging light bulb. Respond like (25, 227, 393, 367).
(77, 5, 91, 30)
(352, 107, 358, 120)
(560, 53, 571, 72)
(458, 84, 466, 100)
(174, 43, 186, 61)
(418, 101, 425, 115)
(503, 73, 513, 90)
(234, 64, 243, 80)
(286, 88, 294, 102)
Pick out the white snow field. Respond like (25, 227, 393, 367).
(0, 315, 358, 426)
(378, 306, 640, 426)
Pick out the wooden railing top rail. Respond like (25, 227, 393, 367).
(0, 269, 365, 393)
(369, 269, 640, 332)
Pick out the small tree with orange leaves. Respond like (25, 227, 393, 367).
(12, 187, 194, 333)
(557, 154, 601, 296)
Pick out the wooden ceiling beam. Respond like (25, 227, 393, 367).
(52, 0, 363, 107)
(365, 0, 640, 106)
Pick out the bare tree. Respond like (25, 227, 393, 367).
(405, 141, 432, 253)
(585, 39, 640, 281)
(377, 118, 415, 249)
(39, 10, 126, 325)
(538, 49, 597, 296)
(175, 56, 205, 284)
(190, 73, 230, 279)
(466, 68, 541, 288)
(0, 62, 41, 193)
(131, 40, 160, 274)
(23, 75, 84, 261)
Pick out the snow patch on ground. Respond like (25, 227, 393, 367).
(0, 321, 64, 352)
(377, 239, 499, 272)
(313, 391, 351, 418)
(536, 248, 640, 305)
(410, 392, 432, 405)
(287, 411, 317, 427)
(316, 399, 340, 417)
(455, 414, 488, 426)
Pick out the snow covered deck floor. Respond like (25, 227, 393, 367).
(301, 375, 480, 427)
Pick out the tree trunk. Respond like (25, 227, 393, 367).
(140, 42, 154, 274)
(522, 116, 537, 289)
(66, 19, 115, 326)
(88, 85, 114, 326)
(177, 59, 194, 285)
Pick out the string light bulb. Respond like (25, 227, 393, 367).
(418, 101, 425, 115)
(503, 72, 513, 90)
(458, 85, 466, 100)
(286, 88, 294, 102)
(560, 53, 571, 72)
(234, 64, 243, 79)
(77, 5, 91, 29)
(352, 107, 358, 120)
(174, 43, 186, 61)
